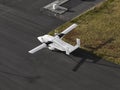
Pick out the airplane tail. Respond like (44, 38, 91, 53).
(76, 38, 80, 47)
(66, 38, 80, 55)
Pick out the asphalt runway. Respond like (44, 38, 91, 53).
(0, 0, 120, 90)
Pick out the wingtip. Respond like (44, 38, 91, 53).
(28, 51, 32, 54)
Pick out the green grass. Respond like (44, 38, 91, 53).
(49, 0, 120, 64)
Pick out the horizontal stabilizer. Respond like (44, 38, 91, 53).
(28, 43, 47, 54)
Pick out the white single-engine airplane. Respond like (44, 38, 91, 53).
(28, 23, 80, 55)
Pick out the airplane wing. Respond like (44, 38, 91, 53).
(57, 23, 78, 38)
(28, 43, 47, 54)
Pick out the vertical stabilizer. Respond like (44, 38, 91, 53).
(76, 38, 80, 47)
(65, 38, 80, 55)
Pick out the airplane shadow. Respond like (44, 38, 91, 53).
(69, 38, 120, 72)
(71, 48, 100, 71)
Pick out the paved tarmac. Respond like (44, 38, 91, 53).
(0, 0, 120, 90)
